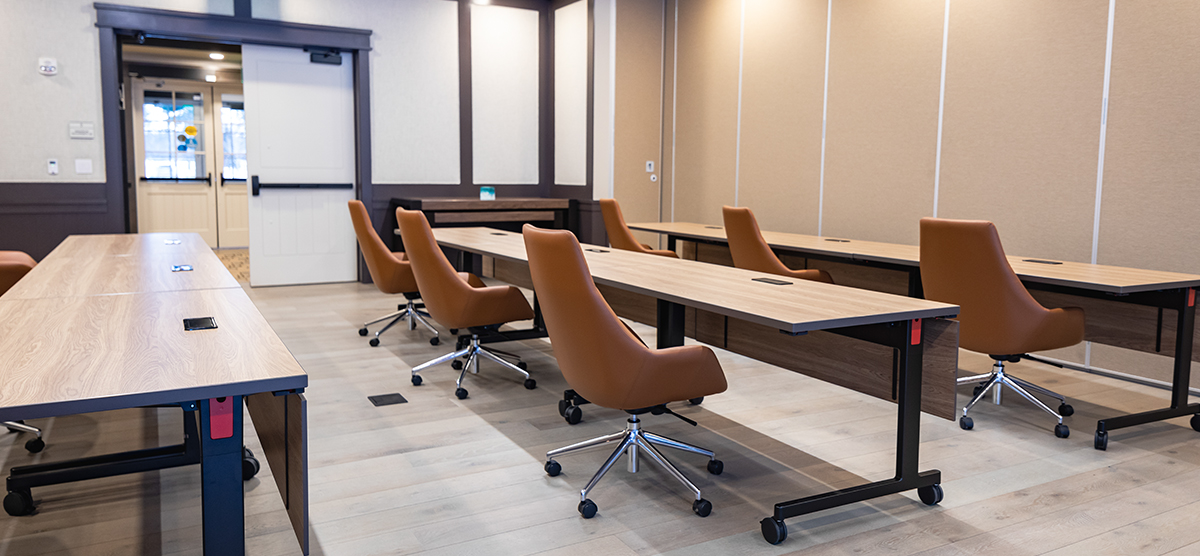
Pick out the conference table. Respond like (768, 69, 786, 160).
(431, 226, 961, 544)
(0, 233, 309, 555)
(629, 221, 1200, 450)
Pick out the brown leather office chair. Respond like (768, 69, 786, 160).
(599, 199, 678, 258)
(397, 208, 537, 399)
(920, 217, 1085, 438)
(524, 224, 728, 519)
(722, 206, 834, 284)
(348, 200, 443, 347)
(0, 251, 45, 453)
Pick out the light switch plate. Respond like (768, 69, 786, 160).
(74, 159, 93, 174)
(645, 161, 655, 173)
(47, 159, 58, 175)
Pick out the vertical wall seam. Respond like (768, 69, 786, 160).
(733, 0, 746, 207)
(1092, 0, 1116, 265)
(657, 0, 666, 228)
(932, 0, 950, 218)
(670, 0, 678, 221)
(817, 0, 831, 235)
(607, 0, 617, 199)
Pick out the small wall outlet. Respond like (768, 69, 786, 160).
(650, 174, 658, 182)
(645, 161, 655, 173)
(47, 159, 58, 175)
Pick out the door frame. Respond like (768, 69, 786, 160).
(95, 2, 373, 278)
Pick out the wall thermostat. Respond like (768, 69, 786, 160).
(38, 58, 57, 76)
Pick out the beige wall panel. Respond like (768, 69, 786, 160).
(613, 0, 665, 246)
(736, 0, 827, 235)
(821, 0, 945, 245)
(1098, 2, 1200, 275)
(938, 0, 1107, 263)
(671, 0, 741, 226)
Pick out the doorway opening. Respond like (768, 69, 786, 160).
(122, 39, 248, 249)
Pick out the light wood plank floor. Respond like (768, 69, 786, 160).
(2, 280, 1200, 555)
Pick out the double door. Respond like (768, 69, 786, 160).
(132, 79, 249, 248)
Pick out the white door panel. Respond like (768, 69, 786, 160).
(244, 44, 357, 286)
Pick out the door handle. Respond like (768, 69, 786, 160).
(252, 175, 259, 196)
(206, 172, 212, 187)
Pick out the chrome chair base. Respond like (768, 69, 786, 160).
(410, 334, 533, 398)
(361, 299, 438, 346)
(959, 359, 1073, 437)
(544, 414, 722, 518)
(4, 421, 44, 453)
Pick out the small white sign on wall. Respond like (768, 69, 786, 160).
(69, 121, 95, 140)
(74, 159, 93, 175)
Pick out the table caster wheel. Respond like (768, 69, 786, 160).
(558, 399, 570, 417)
(578, 499, 597, 519)
(455, 388, 469, 400)
(918, 484, 943, 505)
(517, 361, 528, 371)
(761, 517, 787, 545)
(692, 498, 712, 517)
(242, 451, 260, 480)
(456, 337, 469, 350)
(449, 329, 459, 335)
(689, 397, 704, 405)
(411, 375, 423, 386)
(1054, 423, 1069, 438)
(358, 327, 368, 336)
(959, 416, 973, 430)
(1095, 430, 1108, 451)
(707, 459, 723, 475)
(369, 338, 380, 347)
(4, 490, 33, 517)
(563, 404, 582, 425)
(1191, 414, 1200, 432)
(25, 438, 44, 453)
(544, 460, 561, 477)
(1058, 403, 1074, 417)
(430, 337, 440, 346)
(451, 360, 463, 371)
(524, 378, 537, 390)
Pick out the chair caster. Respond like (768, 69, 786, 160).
(692, 498, 712, 517)
(959, 416, 973, 430)
(25, 437, 44, 453)
(524, 378, 537, 390)
(451, 360, 463, 371)
(706, 459, 723, 475)
(918, 484, 943, 505)
(544, 460, 561, 477)
(449, 329, 459, 335)
(456, 337, 469, 350)
(689, 397, 704, 405)
(1058, 403, 1074, 417)
(558, 399, 570, 416)
(3, 490, 33, 517)
(358, 327, 368, 336)
(430, 337, 440, 346)
(369, 338, 380, 347)
(578, 499, 597, 519)
(760, 517, 787, 545)
(242, 448, 260, 480)
(972, 385, 985, 398)
(517, 361, 528, 371)
(1191, 414, 1200, 432)
(455, 388, 469, 400)
(1054, 423, 1070, 438)
(1095, 430, 1108, 451)
(411, 375, 423, 386)
(563, 404, 582, 425)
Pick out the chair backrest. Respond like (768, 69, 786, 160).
(348, 200, 417, 294)
(523, 224, 656, 409)
(0, 251, 36, 296)
(919, 217, 1055, 354)
(599, 199, 650, 254)
(722, 206, 793, 276)
(395, 207, 475, 325)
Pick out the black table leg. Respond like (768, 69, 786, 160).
(761, 319, 942, 545)
(1095, 288, 1199, 449)
(667, 235, 677, 254)
(200, 396, 245, 556)
(656, 299, 686, 348)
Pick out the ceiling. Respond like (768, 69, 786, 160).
(123, 44, 242, 71)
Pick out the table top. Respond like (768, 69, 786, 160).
(0, 232, 306, 421)
(432, 227, 959, 334)
(629, 221, 1200, 295)
(0, 288, 307, 421)
(398, 197, 571, 211)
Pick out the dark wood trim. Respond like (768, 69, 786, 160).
(99, 27, 126, 235)
(233, 0, 251, 19)
(539, 1, 554, 198)
(94, 3, 372, 51)
(354, 50, 373, 283)
(458, 0, 474, 192)
(586, 0, 594, 195)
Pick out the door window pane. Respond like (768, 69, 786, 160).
(142, 89, 205, 180)
(221, 94, 248, 180)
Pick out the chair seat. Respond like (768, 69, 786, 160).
(968, 306, 1085, 356)
(615, 344, 726, 410)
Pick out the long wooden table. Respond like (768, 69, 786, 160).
(629, 221, 1200, 450)
(0, 233, 309, 555)
(432, 226, 960, 544)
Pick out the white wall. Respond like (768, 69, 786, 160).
(471, 4, 540, 185)
(554, 1, 588, 186)
(592, 0, 615, 200)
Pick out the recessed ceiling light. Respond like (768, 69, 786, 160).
(209, 53, 225, 60)
(205, 75, 217, 82)
(472, 0, 490, 4)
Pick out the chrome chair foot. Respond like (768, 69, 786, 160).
(961, 359, 1071, 436)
